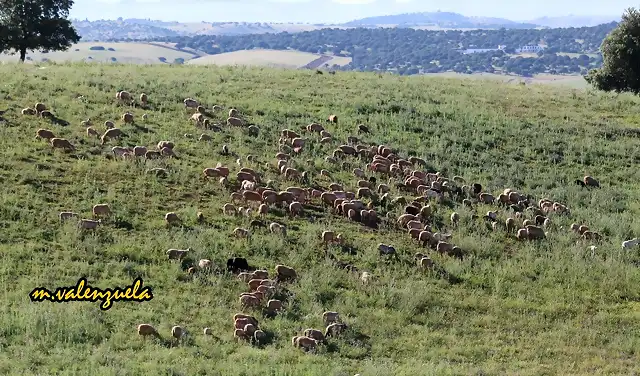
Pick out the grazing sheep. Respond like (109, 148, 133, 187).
(50, 138, 75, 151)
(361, 271, 371, 285)
(378, 243, 396, 255)
(240, 294, 261, 308)
(328, 114, 338, 123)
(304, 329, 326, 343)
(622, 238, 640, 249)
(59, 211, 78, 221)
(34, 102, 47, 113)
(167, 248, 190, 260)
(234, 329, 248, 341)
(100, 128, 124, 145)
(78, 219, 101, 230)
(165, 212, 180, 226)
(203, 327, 213, 336)
(104, 120, 115, 129)
(234, 227, 250, 238)
(184, 98, 199, 108)
(121, 112, 134, 124)
(275, 264, 297, 281)
(171, 326, 185, 342)
(86, 127, 99, 138)
(227, 117, 243, 127)
(325, 323, 348, 338)
(35, 128, 56, 140)
(92, 204, 111, 217)
(583, 175, 600, 188)
(266, 299, 283, 313)
(137, 324, 161, 340)
(322, 311, 340, 325)
(22, 108, 36, 115)
(450, 212, 460, 225)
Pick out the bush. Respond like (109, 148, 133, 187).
(89, 46, 105, 51)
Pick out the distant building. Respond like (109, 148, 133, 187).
(460, 45, 506, 54)
(516, 45, 545, 53)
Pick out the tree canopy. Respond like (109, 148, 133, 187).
(0, 0, 80, 62)
(585, 8, 640, 94)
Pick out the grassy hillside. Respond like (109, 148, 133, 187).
(185, 49, 352, 69)
(0, 63, 639, 375)
(0, 42, 199, 64)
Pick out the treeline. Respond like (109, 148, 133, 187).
(150, 23, 616, 76)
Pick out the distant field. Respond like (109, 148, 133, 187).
(186, 49, 352, 69)
(0, 42, 197, 64)
(161, 22, 335, 35)
(422, 71, 590, 89)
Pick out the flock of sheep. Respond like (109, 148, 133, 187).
(21, 87, 640, 355)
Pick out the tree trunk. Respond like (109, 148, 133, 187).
(19, 47, 26, 62)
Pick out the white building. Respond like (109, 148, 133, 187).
(516, 45, 545, 53)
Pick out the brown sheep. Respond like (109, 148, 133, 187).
(137, 324, 161, 340)
(50, 138, 75, 151)
(92, 204, 111, 217)
(227, 117, 243, 127)
(325, 323, 348, 338)
(328, 114, 338, 123)
(275, 264, 297, 281)
(304, 329, 326, 343)
(239, 294, 260, 308)
(266, 299, 283, 313)
(121, 112, 134, 124)
(86, 127, 99, 138)
(165, 212, 180, 226)
(22, 108, 36, 115)
(34, 102, 47, 113)
(100, 128, 124, 145)
(35, 128, 56, 140)
(295, 336, 318, 351)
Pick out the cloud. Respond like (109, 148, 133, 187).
(331, 0, 376, 4)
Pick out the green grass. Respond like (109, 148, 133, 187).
(0, 62, 639, 376)
(0, 42, 197, 64)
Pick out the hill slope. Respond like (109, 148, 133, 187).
(343, 11, 540, 29)
(185, 49, 351, 69)
(0, 63, 639, 375)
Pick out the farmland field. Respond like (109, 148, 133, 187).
(0, 63, 639, 375)
(186, 49, 352, 69)
(0, 42, 198, 64)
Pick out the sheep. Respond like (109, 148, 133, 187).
(78, 219, 101, 230)
(266, 299, 283, 313)
(450, 212, 460, 225)
(160, 146, 175, 158)
(22, 108, 36, 115)
(275, 264, 297, 281)
(234, 227, 250, 239)
(167, 248, 190, 260)
(378, 243, 396, 255)
(165, 212, 181, 226)
(35, 128, 56, 140)
(622, 238, 640, 249)
(100, 128, 124, 145)
(184, 98, 199, 108)
(145, 150, 161, 159)
(39, 110, 53, 118)
(583, 175, 600, 188)
(121, 112, 134, 124)
(325, 323, 348, 338)
(59, 211, 78, 221)
(322, 311, 340, 325)
(269, 222, 287, 236)
(240, 294, 261, 308)
(112, 146, 131, 158)
(227, 117, 243, 127)
(203, 327, 213, 336)
(171, 325, 185, 342)
(288, 201, 303, 217)
(295, 336, 318, 351)
(234, 329, 248, 341)
(328, 114, 338, 123)
(304, 329, 326, 343)
(243, 324, 256, 336)
(86, 127, 99, 138)
(34, 102, 47, 113)
(92, 204, 111, 217)
(137, 324, 161, 340)
(104, 120, 115, 129)
(116, 91, 131, 102)
(131, 146, 147, 157)
(229, 108, 239, 118)
(247, 125, 260, 136)
(50, 138, 75, 151)
(361, 271, 371, 285)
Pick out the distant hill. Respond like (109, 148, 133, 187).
(525, 15, 621, 28)
(342, 11, 541, 29)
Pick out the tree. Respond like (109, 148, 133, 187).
(0, 0, 80, 62)
(585, 7, 640, 94)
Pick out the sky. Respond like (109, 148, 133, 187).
(70, 0, 633, 23)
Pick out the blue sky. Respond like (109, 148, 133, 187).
(70, 0, 632, 23)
